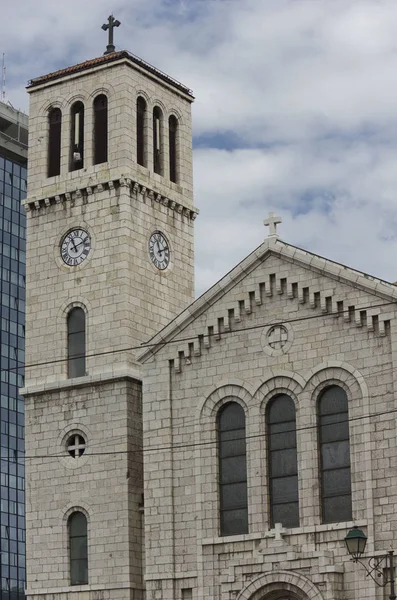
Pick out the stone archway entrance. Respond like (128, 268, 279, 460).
(236, 571, 324, 600)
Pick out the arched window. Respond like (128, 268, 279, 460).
(68, 511, 88, 585)
(67, 308, 86, 378)
(48, 107, 62, 177)
(168, 115, 178, 183)
(218, 402, 248, 536)
(137, 97, 147, 167)
(153, 106, 163, 175)
(318, 385, 352, 523)
(267, 395, 299, 528)
(93, 94, 108, 165)
(70, 101, 84, 171)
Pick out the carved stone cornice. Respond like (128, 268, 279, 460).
(23, 176, 199, 221)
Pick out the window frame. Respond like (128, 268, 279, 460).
(318, 385, 352, 524)
(153, 106, 163, 175)
(168, 115, 178, 183)
(93, 94, 108, 165)
(68, 511, 88, 586)
(48, 107, 62, 178)
(217, 401, 248, 537)
(266, 394, 299, 529)
(70, 101, 85, 172)
(137, 96, 147, 167)
(67, 307, 86, 378)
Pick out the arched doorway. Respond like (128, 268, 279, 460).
(237, 571, 324, 600)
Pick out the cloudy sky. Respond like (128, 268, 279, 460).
(3, 0, 397, 295)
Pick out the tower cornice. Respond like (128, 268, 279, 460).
(23, 175, 199, 221)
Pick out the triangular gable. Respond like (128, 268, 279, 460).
(138, 237, 397, 365)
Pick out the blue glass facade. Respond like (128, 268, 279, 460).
(0, 106, 27, 600)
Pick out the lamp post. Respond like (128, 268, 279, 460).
(344, 526, 396, 600)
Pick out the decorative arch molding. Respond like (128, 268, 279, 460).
(198, 380, 255, 420)
(89, 84, 114, 100)
(305, 362, 368, 408)
(254, 371, 305, 411)
(40, 99, 65, 116)
(237, 571, 325, 600)
(151, 98, 167, 114)
(61, 502, 91, 525)
(65, 93, 87, 109)
(58, 298, 91, 319)
(167, 107, 184, 126)
(135, 89, 151, 106)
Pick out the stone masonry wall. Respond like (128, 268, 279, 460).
(27, 59, 194, 209)
(25, 377, 143, 599)
(142, 252, 397, 600)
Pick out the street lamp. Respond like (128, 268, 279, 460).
(344, 527, 396, 600)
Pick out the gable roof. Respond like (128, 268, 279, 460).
(138, 236, 397, 364)
(27, 50, 194, 98)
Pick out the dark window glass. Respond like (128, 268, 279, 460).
(168, 115, 178, 183)
(67, 308, 86, 378)
(0, 153, 26, 598)
(69, 512, 88, 585)
(70, 102, 84, 171)
(218, 402, 248, 536)
(153, 106, 163, 175)
(319, 386, 352, 523)
(267, 395, 299, 528)
(137, 97, 146, 167)
(48, 108, 62, 177)
(93, 95, 108, 165)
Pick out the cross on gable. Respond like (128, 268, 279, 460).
(102, 15, 121, 55)
(264, 212, 282, 238)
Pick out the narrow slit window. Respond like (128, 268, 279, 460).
(137, 97, 146, 167)
(153, 106, 163, 175)
(48, 108, 62, 177)
(319, 386, 352, 523)
(67, 307, 86, 378)
(169, 115, 178, 183)
(218, 402, 248, 536)
(69, 512, 88, 585)
(93, 95, 108, 165)
(70, 101, 84, 171)
(267, 395, 299, 528)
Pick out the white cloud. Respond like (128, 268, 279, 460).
(3, 0, 397, 296)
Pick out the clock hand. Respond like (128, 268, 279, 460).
(71, 238, 78, 252)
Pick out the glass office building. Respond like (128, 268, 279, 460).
(0, 100, 28, 600)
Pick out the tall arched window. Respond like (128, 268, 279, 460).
(218, 402, 248, 536)
(70, 101, 84, 171)
(137, 97, 147, 167)
(93, 94, 108, 165)
(267, 395, 299, 528)
(67, 307, 86, 378)
(318, 385, 352, 523)
(168, 115, 178, 183)
(153, 106, 163, 175)
(48, 107, 62, 177)
(68, 511, 88, 585)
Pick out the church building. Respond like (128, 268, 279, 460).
(22, 18, 397, 600)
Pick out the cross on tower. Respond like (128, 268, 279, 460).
(264, 212, 282, 238)
(102, 15, 121, 55)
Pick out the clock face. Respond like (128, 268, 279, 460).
(149, 231, 170, 270)
(61, 229, 91, 267)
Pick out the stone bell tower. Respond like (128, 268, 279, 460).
(22, 18, 196, 600)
